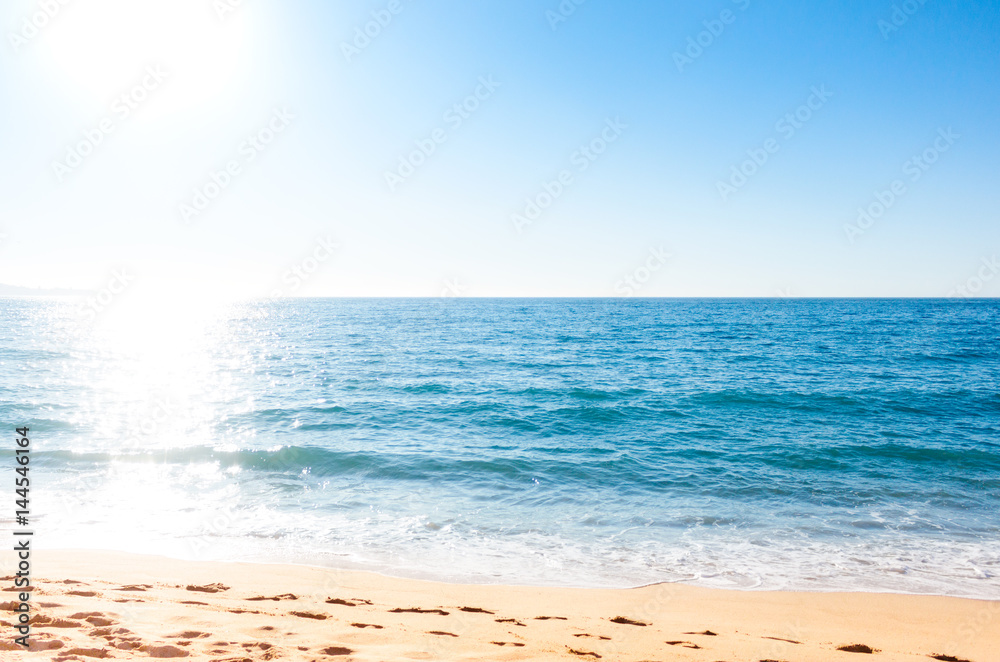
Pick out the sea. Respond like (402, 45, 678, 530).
(2, 297, 998, 598)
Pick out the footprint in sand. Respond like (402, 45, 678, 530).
(496, 618, 527, 627)
(167, 631, 211, 639)
(837, 644, 879, 654)
(60, 647, 111, 658)
(0, 637, 65, 651)
(289, 611, 329, 620)
(427, 631, 458, 637)
(185, 583, 229, 593)
(535, 616, 568, 621)
(389, 607, 450, 616)
(325, 598, 358, 607)
(138, 643, 190, 657)
(70, 613, 115, 627)
(685, 629, 718, 636)
(610, 616, 647, 626)
(458, 606, 495, 614)
(666, 640, 703, 648)
(574, 634, 611, 641)
(96, 626, 134, 636)
(87, 617, 115, 627)
(115, 584, 151, 591)
(66, 590, 98, 597)
(247, 593, 298, 601)
(350, 623, 384, 629)
(491, 641, 526, 647)
(929, 656, 972, 662)
(568, 647, 601, 658)
(321, 646, 354, 656)
(32, 614, 85, 628)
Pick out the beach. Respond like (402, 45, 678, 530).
(3, 550, 997, 661)
(4, 0, 998, 653)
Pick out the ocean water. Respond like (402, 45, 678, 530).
(2, 298, 999, 598)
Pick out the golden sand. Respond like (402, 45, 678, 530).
(2, 550, 996, 661)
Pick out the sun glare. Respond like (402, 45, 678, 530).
(41, 0, 251, 114)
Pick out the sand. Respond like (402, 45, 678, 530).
(2, 550, 997, 661)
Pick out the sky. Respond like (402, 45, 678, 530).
(0, 0, 998, 298)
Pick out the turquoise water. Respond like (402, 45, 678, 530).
(3, 298, 999, 597)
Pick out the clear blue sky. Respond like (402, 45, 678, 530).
(1, 0, 998, 298)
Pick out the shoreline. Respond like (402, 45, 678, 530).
(3, 550, 997, 660)
(26, 545, 1000, 599)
